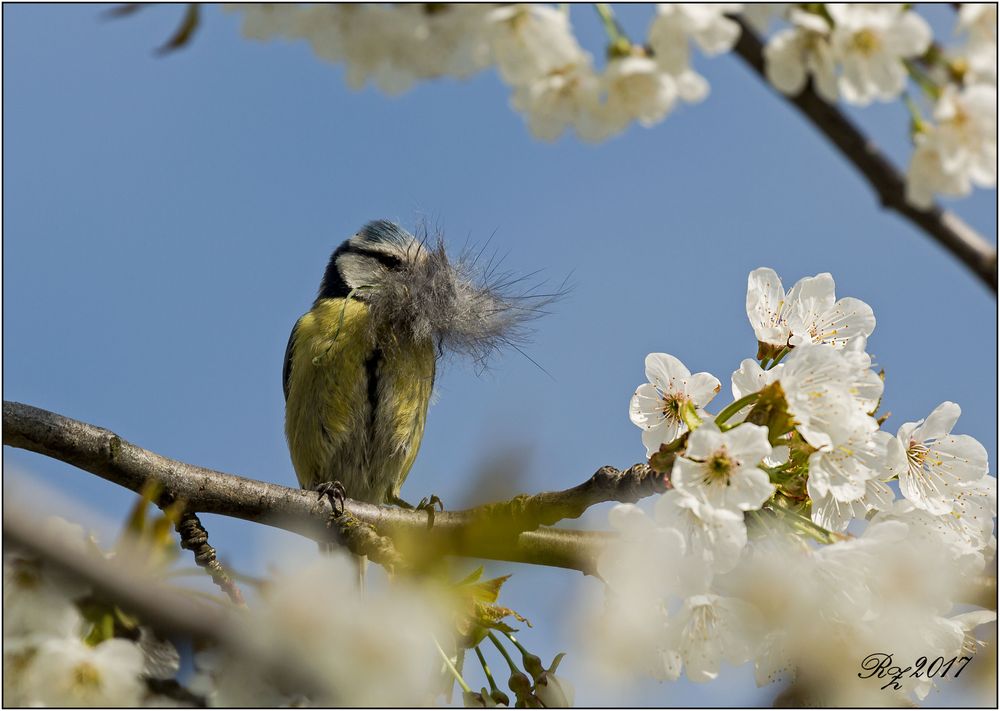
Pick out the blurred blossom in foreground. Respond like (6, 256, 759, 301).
(199, 553, 448, 706)
(3, 516, 152, 707)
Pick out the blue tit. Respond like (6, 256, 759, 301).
(283, 220, 540, 507)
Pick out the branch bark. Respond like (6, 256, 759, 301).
(730, 16, 998, 294)
(2, 401, 669, 576)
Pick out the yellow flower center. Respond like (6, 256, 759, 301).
(906, 440, 929, 475)
(851, 29, 880, 55)
(662, 393, 688, 423)
(11, 559, 41, 589)
(704, 448, 736, 485)
(71, 662, 103, 691)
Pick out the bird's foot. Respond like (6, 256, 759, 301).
(388, 493, 444, 528)
(314, 481, 347, 518)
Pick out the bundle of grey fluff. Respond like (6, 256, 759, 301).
(365, 232, 559, 368)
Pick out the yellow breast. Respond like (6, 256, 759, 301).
(284, 298, 435, 503)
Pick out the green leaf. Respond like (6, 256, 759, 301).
(455, 566, 485, 588)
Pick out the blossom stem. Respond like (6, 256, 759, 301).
(903, 92, 928, 135)
(434, 636, 472, 694)
(475, 645, 500, 694)
(594, 3, 631, 55)
(500, 629, 532, 659)
(487, 631, 520, 674)
(903, 58, 942, 101)
(715, 393, 761, 426)
(767, 347, 791, 368)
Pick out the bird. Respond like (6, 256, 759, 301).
(283, 219, 545, 515)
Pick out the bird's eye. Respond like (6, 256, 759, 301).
(347, 245, 404, 270)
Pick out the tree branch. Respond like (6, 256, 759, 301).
(730, 16, 997, 294)
(2, 401, 669, 575)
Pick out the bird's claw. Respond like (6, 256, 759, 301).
(415, 494, 443, 528)
(314, 481, 347, 518)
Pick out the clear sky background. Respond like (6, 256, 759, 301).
(4, 4, 996, 706)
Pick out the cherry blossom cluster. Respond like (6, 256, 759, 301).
(230, 3, 996, 210)
(589, 266, 996, 704)
(755, 4, 997, 209)
(229, 3, 742, 141)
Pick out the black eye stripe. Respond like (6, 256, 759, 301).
(343, 245, 404, 270)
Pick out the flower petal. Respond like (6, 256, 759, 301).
(913, 401, 961, 442)
(645, 352, 691, 392)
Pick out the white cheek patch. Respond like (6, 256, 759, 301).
(338, 253, 383, 290)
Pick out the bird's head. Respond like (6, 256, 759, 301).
(317, 219, 556, 365)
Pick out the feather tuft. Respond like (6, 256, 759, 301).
(364, 227, 563, 369)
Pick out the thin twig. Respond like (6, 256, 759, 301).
(174, 509, 246, 606)
(729, 15, 997, 294)
(3, 401, 668, 575)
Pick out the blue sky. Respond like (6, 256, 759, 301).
(4, 4, 995, 706)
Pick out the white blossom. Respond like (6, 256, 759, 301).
(590, 507, 683, 682)
(511, 58, 602, 141)
(647, 4, 742, 104)
(784, 274, 876, 350)
(409, 5, 493, 80)
(740, 4, 789, 35)
(229, 3, 302, 40)
(808, 423, 891, 504)
(948, 609, 998, 655)
(601, 503, 697, 600)
(828, 4, 932, 105)
(872, 500, 990, 595)
(809, 476, 895, 532)
(746, 267, 875, 352)
(956, 4, 997, 86)
(729, 358, 784, 422)
(188, 648, 295, 708)
(486, 5, 581, 86)
(810, 520, 911, 620)
(776, 344, 877, 449)
(664, 594, 762, 682)
(4, 636, 45, 706)
(655, 489, 749, 575)
(630, 352, 721, 456)
(886, 401, 989, 516)
(22, 637, 146, 707)
(763, 9, 839, 102)
(534, 671, 574, 707)
(951, 474, 998, 551)
(602, 54, 678, 129)
(906, 83, 997, 208)
(246, 5, 492, 95)
(671, 420, 775, 513)
(4, 552, 89, 639)
(244, 555, 445, 706)
(652, 4, 743, 65)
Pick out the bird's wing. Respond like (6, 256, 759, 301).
(282, 317, 301, 402)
